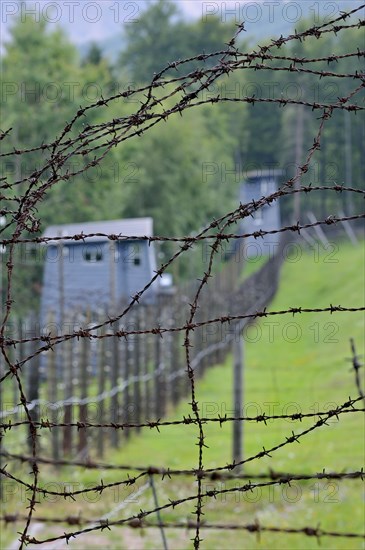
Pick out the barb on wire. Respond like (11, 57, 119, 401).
(0, 5, 364, 549)
(0, 394, 362, 501)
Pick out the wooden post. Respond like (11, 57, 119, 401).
(293, 102, 304, 222)
(232, 324, 244, 471)
(63, 333, 73, 456)
(58, 234, 65, 331)
(154, 298, 163, 419)
(48, 314, 59, 461)
(154, 325, 162, 420)
(159, 298, 167, 418)
(97, 324, 106, 458)
(138, 306, 146, 423)
(133, 309, 141, 432)
(170, 331, 180, 406)
(78, 323, 89, 457)
(124, 330, 133, 440)
(144, 305, 152, 421)
(344, 109, 354, 216)
(218, 282, 225, 364)
(109, 241, 117, 308)
(28, 315, 40, 453)
(110, 325, 120, 448)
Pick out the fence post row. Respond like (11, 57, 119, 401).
(3, 236, 287, 460)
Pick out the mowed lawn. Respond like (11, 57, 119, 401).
(1, 238, 364, 550)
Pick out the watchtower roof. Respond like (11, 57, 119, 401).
(244, 169, 283, 180)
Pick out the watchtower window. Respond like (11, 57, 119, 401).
(129, 244, 141, 266)
(84, 248, 103, 262)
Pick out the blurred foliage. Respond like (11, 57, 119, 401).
(0, 2, 363, 313)
(118, 0, 237, 82)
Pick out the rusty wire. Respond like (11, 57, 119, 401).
(0, 4, 365, 549)
(349, 338, 365, 402)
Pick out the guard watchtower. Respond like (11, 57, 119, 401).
(239, 170, 282, 258)
(40, 217, 158, 321)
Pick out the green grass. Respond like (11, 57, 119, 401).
(240, 253, 269, 280)
(1, 239, 364, 550)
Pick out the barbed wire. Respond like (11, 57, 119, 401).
(0, 213, 363, 359)
(0, 9, 363, 200)
(10, 520, 365, 544)
(349, 337, 365, 402)
(1, 4, 364, 549)
(5, 63, 363, 360)
(10, 519, 365, 546)
(1, 184, 365, 246)
(1, 394, 361, 501)
(11, 468, 365, 547)
(1, 399, 363, 427)
(1, 296, 364, 349)
(2, 445, 364, 480)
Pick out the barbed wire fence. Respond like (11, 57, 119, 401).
(0, 4, 364, 549)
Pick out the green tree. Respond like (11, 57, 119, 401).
(0, 16, 119, 311)
(109, 84, 245, 277)
(117, 0, 236, 83)
(0, 16, 82, 310)
(82, 42, 103, 66)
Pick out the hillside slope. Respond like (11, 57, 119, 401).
(3, 238, 364, 550)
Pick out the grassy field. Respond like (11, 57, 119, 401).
(1, 238, 364, 550)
